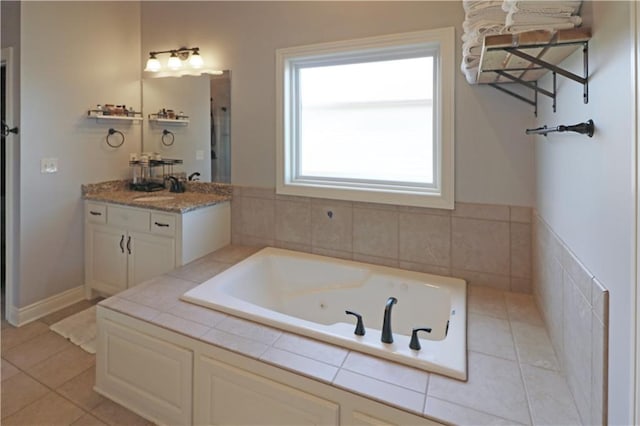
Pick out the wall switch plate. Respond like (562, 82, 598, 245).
(196, 150, 205, 160)
(41, 158, 58, 174)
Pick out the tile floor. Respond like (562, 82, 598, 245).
(1, 299, 155, 426)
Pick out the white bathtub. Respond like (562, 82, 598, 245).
(181, 247, 467, 380)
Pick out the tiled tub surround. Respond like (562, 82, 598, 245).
(82, 180, 232, 213)
(231, 187, 532, 293)
(533, 214, 609, 425)
(99, 245, 582, 425)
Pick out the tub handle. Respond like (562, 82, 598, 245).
(409, 327, 432, 351)
(345, 310, 365, 336)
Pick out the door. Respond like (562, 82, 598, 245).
(127, 231, 175, 287)
(86, 224, 127, 295)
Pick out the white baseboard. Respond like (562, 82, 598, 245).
(12, 286, 86, 326)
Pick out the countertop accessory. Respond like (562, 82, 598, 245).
(167, 176, 185, 193)
(106, 128, 125, 148)
(526, 119, 594, 137)
(162, 129, 175, 146)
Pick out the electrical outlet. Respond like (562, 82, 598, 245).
(41, 158, 58, 174)
(196, 150, 205, 160)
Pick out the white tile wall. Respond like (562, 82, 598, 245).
(533, 213, 609, 425)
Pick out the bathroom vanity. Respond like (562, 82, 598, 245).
(83, 180, 231, 297)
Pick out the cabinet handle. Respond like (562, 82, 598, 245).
(119, 235, 125, 253)
(89, 211, 102, 216)
(126, 236, 131, 255)
(154, 221, 170, 228)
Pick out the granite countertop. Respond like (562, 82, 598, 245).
(82, 180, 232, 213)
(99, 245, 582, 426)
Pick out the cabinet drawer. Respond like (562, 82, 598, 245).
(150, 213, 176, 236)
(108, 206, 149, 232)
(86, 203, 107, 224)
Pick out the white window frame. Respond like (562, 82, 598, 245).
(276, 27, 455, 209)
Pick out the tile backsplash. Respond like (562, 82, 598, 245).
(231, 187, 532, 293)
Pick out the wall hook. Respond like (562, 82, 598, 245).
(526, 119, 594, 138)
(106, 128, 125, 148)
(161, 129, 175, 146)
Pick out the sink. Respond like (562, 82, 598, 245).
(133, 195, 175, 202)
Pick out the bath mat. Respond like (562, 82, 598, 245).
(49, 306, 97, 354)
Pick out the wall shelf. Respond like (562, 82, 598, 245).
(87, 110, 143, 122)
(476, 28, 591, 115)
(148, 117, 190, 126)
(148, 113, 189, 126)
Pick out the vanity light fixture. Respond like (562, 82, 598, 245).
(144, 53, 161, 72)
(167, 52, 182, 70)
(144, 47, 204, 73)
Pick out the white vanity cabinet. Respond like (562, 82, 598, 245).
(85, 200, 230, 296)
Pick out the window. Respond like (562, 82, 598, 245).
(276, 28, 454, 209)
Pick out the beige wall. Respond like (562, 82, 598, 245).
(141, 1, 536, 207)
(534, 2, 633, 424)
(19, 1, 141, 306)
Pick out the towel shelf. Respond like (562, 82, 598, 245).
(476, 28, 591, 115)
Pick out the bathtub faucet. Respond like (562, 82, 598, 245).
(381, 297, 397, 344)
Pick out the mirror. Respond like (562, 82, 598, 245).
(142, 71, 231, 183)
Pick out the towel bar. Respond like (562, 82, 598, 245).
(526, 119, 594, 137)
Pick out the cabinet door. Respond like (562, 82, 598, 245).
(127, 231, 176, 287)
(195, 355, 339, 425)
(86, 224, 127, 295)
(96, 318, 192, 425)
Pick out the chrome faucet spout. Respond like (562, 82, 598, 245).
(381, 297, 397, 344)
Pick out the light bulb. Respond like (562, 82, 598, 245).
(189, 51, 204, 68)
(144, 55, 161, 72)
(167, 52, 182, 70)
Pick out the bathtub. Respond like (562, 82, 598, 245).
(181, 247, 467, 380)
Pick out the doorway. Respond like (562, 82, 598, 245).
(1, 61, 6, 318)
(1, 46, 16, 324)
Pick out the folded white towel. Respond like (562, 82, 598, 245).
(461, 64, 479, 84)
(461, 53, 481, 69)
(463, 42, 483, 58)
(464, 0, 503, 14)
(505, 20, 580, 33)
(502, 0, 582, 15)
(465, 7, 507, 22)
(506, 13, 582, 25)
(462, 21, 505, 39)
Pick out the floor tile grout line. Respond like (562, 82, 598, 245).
(2, 299, 151, 426)
(1, 320, 52, 353)
(1, 363, 95, 424)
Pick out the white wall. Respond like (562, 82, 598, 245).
(535, 2, 634, 424)
(19, 2, 141, 306)
(141, 1, 535, 207)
